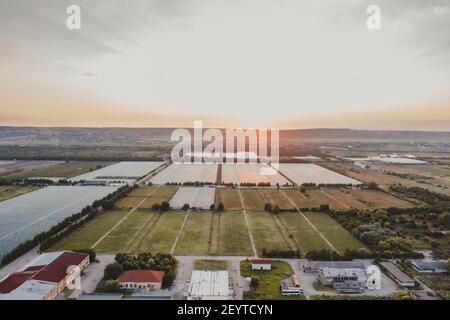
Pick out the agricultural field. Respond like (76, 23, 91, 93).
(240, 188, 265, 211)
(169, 187, 216, 210)
(246, 212, 291, 255)
(350, 190, 413, 208)
(259, 189, 296, 210)
(278, 163, 361, 185)
(0, 185, 40, 202)
(302, 212, 366, 253)
(174, 211, 254, 255)
(115, 186, 158, 209)
(0, 185, 118, 260)
(278, 212, 331, 253)
(322, 161, 450, 196)
(149, 163, 218, 184)
(48, 210, 130, 252)
(174, 212, 212, 254)
(72, 161, 164, 183)
(221, 164, 290, 186)
(140, 186, 178, 208)
(216, 188, 242, 211)
(4, 161, 110, 179)
(136, 212, 186, 253)
(214, 211, 253, 256)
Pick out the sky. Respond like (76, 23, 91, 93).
(0, 0, 449, 130)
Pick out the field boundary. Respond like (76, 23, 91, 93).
(170, 210, 190, 254)
(237, 187, 257, 257)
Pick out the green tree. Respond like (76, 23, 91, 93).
(104, 262, 123, 280)
(250, 276, 260, 290)
(105, 280, 121, 293)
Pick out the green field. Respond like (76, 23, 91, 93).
(247, 212, 290, 255)
(241, 260, 304, 300)
(303, 212, 366, 253)
(0, 185, 40, 202)
(175, 212, 212, 255)
(279, 212, 330, 253)
(48, 210, 129, 251)
(140, 186, 178, 208)
(194, 260, 228, 270)
(6, 161, 114, 179)
(137, 211, 186, 253)
(241, 189, 265, 211)
(96, 210, 160, 252)
(216, 212, 253, 256)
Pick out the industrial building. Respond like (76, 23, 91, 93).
(187, 270, 232, 300)
(410, 260, 448, 274)
(380, 262, 415, 287)
(0, 251, 89, 300)
(318, 267, 367, 293)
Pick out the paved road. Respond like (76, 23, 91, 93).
(68, 254, 116, 299)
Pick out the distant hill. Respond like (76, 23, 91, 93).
(0, 126, 449, 145)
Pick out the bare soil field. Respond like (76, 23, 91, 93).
(259, 189, 296, 210)
(322, 161, 450, 196)
(350, 190, 414, 208)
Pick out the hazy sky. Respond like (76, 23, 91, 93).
(0, 0, 449, 129)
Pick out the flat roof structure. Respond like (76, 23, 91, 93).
(188, 271, 231, 300)
(380, 262, 415, 286)
(72, 161, 165, 183)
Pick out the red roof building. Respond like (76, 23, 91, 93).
(0, 251, 89, 300)
(118, 270, 164, 291)
(249, 258, 272, 270)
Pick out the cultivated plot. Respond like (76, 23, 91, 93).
(221, 164, 290, 186)
(246, 212, 291, 255)
(174, 212, 212, 255)
(48, 210, 130, 252)
(279, 163, 361, 185)
(351, 190, 413, 208)
(137, 212, 186, 253)
(279, 212, 330, 253)
(302, 212, 366, 253)
(0, 160, 63, 178)
(240, 189, 265, 211)
(169, 187, 216, 209)
(72, 161, 165, 183)
(259, 189, 296, 210)
(149, 163, 218, 184)
(215, 212, 253, 256)
(0, 186, 118, 259)
(140, 186, 178, 208)
(216, 188, 242, 211)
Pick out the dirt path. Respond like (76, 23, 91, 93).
(237, 187, 257, 257)
(170, 210, 190, 254)
(91, 186, 161, 249)
(280, 189, 339, 254)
